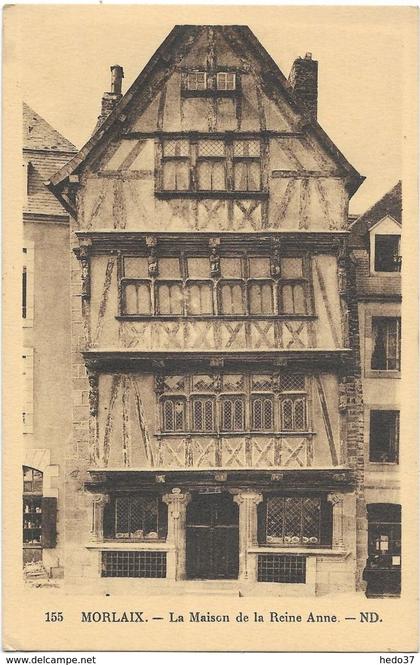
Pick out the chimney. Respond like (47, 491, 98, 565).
(288, 52, 318, 122)
(95, 65, 124, 131)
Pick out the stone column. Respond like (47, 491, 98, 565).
(233, 490, 263, 582)
(90, 493, 109, 542)
(328, 492, 344, 549)
(163, 488, 191, 581)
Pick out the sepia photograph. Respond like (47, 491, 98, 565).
(3, 4, 418, 654)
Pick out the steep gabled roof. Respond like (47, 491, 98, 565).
(23, 102, 77, 153)
(47, 25, 364, 197)
(350, 181, 402, 247)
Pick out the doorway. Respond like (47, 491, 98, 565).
(186, 492, 239, 580)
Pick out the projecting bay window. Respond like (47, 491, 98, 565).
(158, 138, 262, 195)
(103, 494, 168, 541)
(258, 496, 332, 548)
(157, 373, 309, 435)
(120, 254, 310, 317)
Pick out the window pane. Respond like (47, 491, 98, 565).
(220, 283, 245, 314)
(162, 161, 176, 190)
(115, 497, 130, 537)
(249, 282, 273, 314)
(281, 399, 293, 430)
(197, 161, 226, 190)
(234, 140, 260, 157)
(124, 257, 149, 278)
(198, 140, 225, 157)
(233, 162, 247, 191)
(187, 72, 207, 90)
(217, 72, 236, 90)
(137, 283, 151, 315)
(266, 497, 284, 540)
(174, 400, 185, 430)
(284, 497, 301, 544)
(281, 284, 294, 313)
(187, 283, 213, 315)
(193, 400, 203, 431)
(263, 398, 274, 429)
(370, 410, 399, 463)
(125, 284, 138, 314)
(163, 140, 189, 157)
(302, 498, 320, 544)
(222, 400, 233, 430)
(294, 398, 306, 430)
(372, 318, 401, 370)
(158, 283, 183, 314)
(162, 161, 189, 190)
(234, 399, 244, 430)
(293, 284, 306, 314)
(163, 400, 174, 431)
(375, 235, 401, 272)
(252, 399, 263, 430)
(248, 161, 261, 190)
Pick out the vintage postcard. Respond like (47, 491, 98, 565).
(3, 5, 418, 654)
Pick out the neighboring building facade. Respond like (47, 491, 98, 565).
(47, 25, 370, 595)
(22, 103, 77, 575)
(350, 182, 402, 597)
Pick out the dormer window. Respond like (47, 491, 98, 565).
(217, 72, 236, 91)
(187, 72, 207, 91)
(374, 235, 401, 272)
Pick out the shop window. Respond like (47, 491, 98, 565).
(369, 410, 399, 463)
(365, 504, 401, 597)
(259, 495, 331, 547)
(104, 494, 166, 540)
(374, 235, 401, 272)
(23, 466, 57, 557)
(371, 317, 401, 371)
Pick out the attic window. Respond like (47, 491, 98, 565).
(374, 235, 401, 272)
(217, 72, 236, 91)
(187, 72, 207, 91)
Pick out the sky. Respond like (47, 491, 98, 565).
(15, 5, 413, 214)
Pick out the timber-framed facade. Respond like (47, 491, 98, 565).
(48, 25, 370, 594)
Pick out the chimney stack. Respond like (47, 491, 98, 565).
(288, 53, 318, 122)
(95, 65, 125, 132)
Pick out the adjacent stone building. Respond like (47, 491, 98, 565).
(22, 104, 77, 575)
(39, 24, 399, 596)
(350, 182, 402, 597)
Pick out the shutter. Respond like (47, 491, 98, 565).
(41, 497, 57, 549)
(257, 500, 266, 545)
(158, 499, 168, 540)
(320, 499, 333, 548)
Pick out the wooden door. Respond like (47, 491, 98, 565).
(186, 492, 239, 580)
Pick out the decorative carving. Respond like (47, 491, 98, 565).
(86, 362, 99, 416)
(146, 236, 158, 276)
(90, 493, 109, 542)
(73, 242, 91, 299)
(209, 237, 221, 277)
(270, 238, 281, 277)
(214, 472, 227, 482)
(327, 492, 343, 506)
(154, 373, 165, 395)
(337, 238, 349, 295)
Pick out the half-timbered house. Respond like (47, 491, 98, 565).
(48, 25, 367, 594)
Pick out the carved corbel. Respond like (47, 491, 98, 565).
(270, 238, 281, 277)
(86, 361, 99, 417)
(209, 238, 221, 277)
(154, 373, 165, 395)
(73, 241, 92, 300)
(146, 236, 158, 276)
